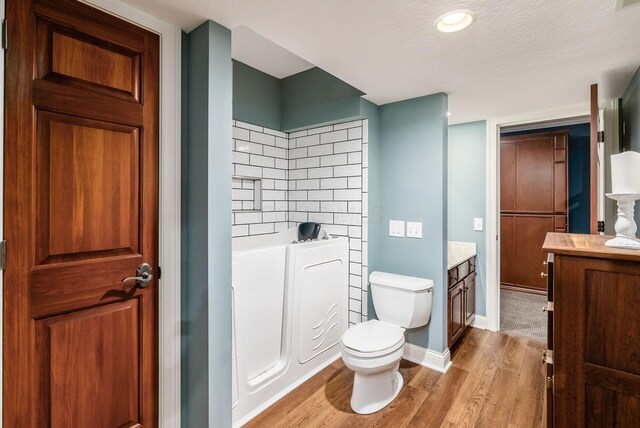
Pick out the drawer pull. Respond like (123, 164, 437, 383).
(541, 272, 548, 278)
(542, 302, 554, 312)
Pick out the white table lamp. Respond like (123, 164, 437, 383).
(606, 151, 640, 250)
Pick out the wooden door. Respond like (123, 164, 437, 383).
(4, 0, 159, 426)
(514, 136, 555, 213)
(464, 273, 476, 325)
(448, 282, 465, 347)
(515, 216, 554, 291)
(500, 215, 516, 285)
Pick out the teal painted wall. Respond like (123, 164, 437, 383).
(622, 66, 640, 228)
(448, 121, 487, 316)
(232, 60, 282, 130)
(378, 94, 449, 352)
(281, 67, 365, 131)
(182, 20, 233, 427)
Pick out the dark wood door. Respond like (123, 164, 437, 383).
(448, 282, 465, 347)
(464, 273, 476, 325)
(4, 0, 159, 426)
(500, 215, 516, 285)
(515, 216, 554, 291)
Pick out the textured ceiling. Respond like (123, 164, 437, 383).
(232, 26, 314, 79)
(122, 0, 640, 124)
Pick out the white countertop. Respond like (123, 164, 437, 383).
(448, 241, 477, 270)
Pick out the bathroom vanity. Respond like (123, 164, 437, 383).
(447, 242, 477, 347)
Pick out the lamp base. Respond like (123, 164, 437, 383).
(605, 236, 640, 250)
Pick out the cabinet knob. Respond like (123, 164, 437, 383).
(541, 272, 548, 278)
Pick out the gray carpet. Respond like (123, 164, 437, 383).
(500, 289, 547, 343)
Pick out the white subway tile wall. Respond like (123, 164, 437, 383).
(231, 119, 369, 325)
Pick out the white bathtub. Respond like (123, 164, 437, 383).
(232, 228, 349, 427)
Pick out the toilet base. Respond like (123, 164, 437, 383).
(350, 364, 404, 414)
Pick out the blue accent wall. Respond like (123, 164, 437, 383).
(281, 67, 365, 131)
(501, 124, 591, 234)
(448, 121, 487, 316)
(182, 20, 233, 427)
(232, 60, 282, 130)
(378, 94, 449, 352)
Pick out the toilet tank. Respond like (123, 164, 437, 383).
(370, 271, 433, 328)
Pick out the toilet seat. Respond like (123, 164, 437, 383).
(342, 320, 405, 358)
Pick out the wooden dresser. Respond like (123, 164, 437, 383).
(543, 233, 640, 427)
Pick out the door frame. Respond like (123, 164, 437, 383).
(485, 104, 589, 332)
(0, 0, 182, 426)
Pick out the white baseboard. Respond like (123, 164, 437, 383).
(471, 315, 487, 330)
(403, 342, 452, 373)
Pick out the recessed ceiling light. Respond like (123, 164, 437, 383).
(437, 10, 474, 33)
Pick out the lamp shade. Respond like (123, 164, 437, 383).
(611, 151, 640, 194)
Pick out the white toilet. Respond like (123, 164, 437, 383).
(341, 271, 433, 414)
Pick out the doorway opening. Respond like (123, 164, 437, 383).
(497, 118, 590, 341)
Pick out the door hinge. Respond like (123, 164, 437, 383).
(0, 240, 6, 270)
(597, 130, 605, 143)
(597, 221, 605, 233)
(2, 19, 7, 50)
(157, 266, 162, 280)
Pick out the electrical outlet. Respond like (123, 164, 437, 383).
(474, 217, 484, 231)
(389, 220, 405, 237)
(406, 221, 423, 238)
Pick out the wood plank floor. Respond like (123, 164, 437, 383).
(245, 328, 546, 428)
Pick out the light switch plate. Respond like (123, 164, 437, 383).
(474, 217, 484, 231)
(406, 221, 423, 238)
(389, 220, 405, 237)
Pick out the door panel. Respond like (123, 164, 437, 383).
(37, 112, 140, 261)
(500, 215, 516, 285)
(500, 141, 516, 212)
(35, 300, 140, 428)
(465, 273, 476, 324)
(448, 283, 465, 347)
(515, 137, 554, 213)
(515, 216, 554, 291)
(4, 0, 159, 425)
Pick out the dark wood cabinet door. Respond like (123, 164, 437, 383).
(514, 136, 555, 213)
(4, 0, 159, 426)
(448, 282, 465, 347)
(501, 141, 516, 212)
(515, 216, 554, 291)
(500, 215, 516, 286)
(464, 273, 476, 325)
(500, 132, 568, 292)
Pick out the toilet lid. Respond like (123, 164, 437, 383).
(342, 320, 405, 353)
